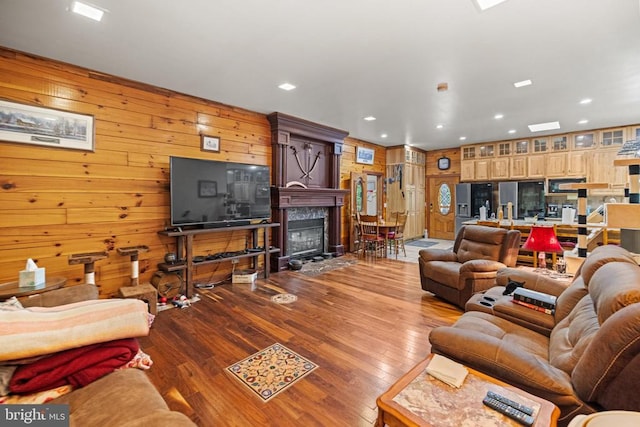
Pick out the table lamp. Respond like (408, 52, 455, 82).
(521, 225, 564, 270)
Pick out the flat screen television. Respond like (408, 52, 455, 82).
(170, 156, 271, 228)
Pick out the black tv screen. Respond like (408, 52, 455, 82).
(170, 156, 271, 228)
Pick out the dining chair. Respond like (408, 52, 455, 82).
(389, 212, 408, 259)
(359, 215, 385, 258)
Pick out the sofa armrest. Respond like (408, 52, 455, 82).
(419, 248, 458, 263)
(496, 267, 569, 297)
(19, 284, 99, 308)
(460, 259, 506, 273)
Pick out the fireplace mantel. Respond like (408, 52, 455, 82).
(268, 113, 349, 271)
(272, 187, 348, 209)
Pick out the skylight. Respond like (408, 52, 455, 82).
(71, 1, 104, 21)
(528, 121, 560, 132)
(513, 79, 532, 88)
(473, 0, 509, 11)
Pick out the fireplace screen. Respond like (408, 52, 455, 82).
(287, 218, 324, 259)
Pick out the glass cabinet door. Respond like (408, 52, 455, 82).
(514, 140, 529, 155)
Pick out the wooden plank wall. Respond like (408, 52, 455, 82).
(0, 48, 387, 297)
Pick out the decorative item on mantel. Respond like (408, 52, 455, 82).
(521, 226, 564, 272)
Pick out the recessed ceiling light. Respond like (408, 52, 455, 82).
(380, 133, 388, 138)
(494, 113, 504, 120)
(278, 83, 296, 91)
(508, 129, 516, 134)
(436, 124, 444, 129)
(528, 121, 561, 132)
(71, 1, 104, 21)
(578, 119, 589, 125)
(473, 0, 509, 11)
(513, 79, 532, 88)
(364, 116, 376, 121)
(579, 98, 592, 105)
(459, 136, 467, 141)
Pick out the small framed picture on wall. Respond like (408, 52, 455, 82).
(356, 146, 374, 165)
(201, 135, 220, 152)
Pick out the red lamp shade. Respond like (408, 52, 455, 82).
(521, 226, 564, 253)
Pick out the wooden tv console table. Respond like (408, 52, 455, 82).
(157, 223, 280, 297)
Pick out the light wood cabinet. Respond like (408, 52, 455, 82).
(474, 159, 491, 180)
(572, 132, 596, 150)
(600, 128, 625, 148)
(460, 160, 475, 181)
(510, 156, 527, 178)
(588, 149, 628, 190)
(567, 151, 587, 176)
(527, 155, 546, 178)
(491, 157, 510, 179)
(459, 126, 638, 183)
(546, 152, 566, 177)
(386, 147, 426, 239)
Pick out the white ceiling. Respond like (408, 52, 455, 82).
(1, 0, 639, 150)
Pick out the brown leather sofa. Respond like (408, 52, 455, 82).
(13, 284, 196, 427)
(429, 245, 640, 425)
(418, 225, 521, 308)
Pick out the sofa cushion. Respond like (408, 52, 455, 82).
(429, 312, 576, 395)
(548, 296, 599, 375)
(423, 261, 462, 289)
(456, 226, 507, 264)
(589, 262, 640, 324)
(52, 368, 195, 426)
(578, 245, 637, 287)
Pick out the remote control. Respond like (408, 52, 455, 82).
(486, 390, 534, 416)
(482, 396, 535, 426)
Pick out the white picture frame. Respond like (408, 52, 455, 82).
(0, 99, 95, 151)
(356, 146, 374, 165)
(201, 135, 220, 152)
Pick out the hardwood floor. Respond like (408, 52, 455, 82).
(139, 255, 463, 426)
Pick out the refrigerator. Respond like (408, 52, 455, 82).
(498, 181, 546, 220)
(455, 182, 494, 233)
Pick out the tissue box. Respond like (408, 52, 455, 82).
(19, 267, 46, 288)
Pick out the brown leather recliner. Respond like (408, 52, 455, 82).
(429, 245, 640, 426)
(418, 225, 521, 308)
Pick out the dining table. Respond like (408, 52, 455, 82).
(377, 220, 400, 257)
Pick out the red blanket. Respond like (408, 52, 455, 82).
(9, 338, 139, 394)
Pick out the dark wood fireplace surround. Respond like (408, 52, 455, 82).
(268, 112, 349, 272)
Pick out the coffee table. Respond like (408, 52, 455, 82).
(376, 354, 559, 427)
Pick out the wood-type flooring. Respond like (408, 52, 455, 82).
(139, 254, 462, 426)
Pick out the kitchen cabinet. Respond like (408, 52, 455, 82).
(600, 128, 625, 147)
(474, 159, 491, 180)
(546, 152, 567, 177)
(510, 156, 527, 178)
(572, 132, 596, 150)
(491, 157, 510, 179)
(527, 155, 546, 178)
(566, 151, 587, 177)
(460, 160, 475, 181)
(588, 149, 628, 191)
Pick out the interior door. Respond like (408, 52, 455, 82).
(349, 172, 368, 252)
(428, 176, 458, 240)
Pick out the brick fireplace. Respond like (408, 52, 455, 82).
(268, 112, 349, 271)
